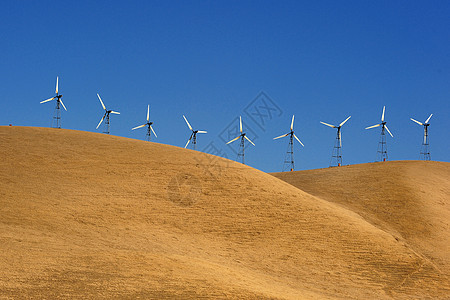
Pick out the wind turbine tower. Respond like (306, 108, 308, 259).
(226, 116, 255, 164)
(96, 93, 120, 134)
(273, 115, 304, 171)
(40, 76, 67, 128)
(411, 113, 432, 160)
(132, 105, 157, 141)
(320, 116, 351, 167)
(183, 115, 207, 150)
(365, 106, 394, 162)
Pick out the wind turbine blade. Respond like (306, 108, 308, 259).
(339, 116, 351, 127)
(97, 93, 106, 110)
(59, 99, 67, 111)
(424, 132, 426, 144)
(40, 97, 55, 103)
(425, 113, 433, 124)
(293, 134, 304, 146)
(226, 136, 241, 144)
(381, 106, 385, 122)
(132, 124, 146, 130)
(290, 115, 295, 131)
(244, 135, 255, 146)
(184, 138, 191, 148)
(339, 130, 342, 147)
(410, 118, 423, 126)
(55, 76, 59, 94)
(365, 124, 381, 130)
(96, 114, 105, 129)
(320, 121, 335, 128)
(147, 105, 150, 122)
(150, 125, 157, 137)
(273, 133, 289, 140)
(197, 130, 207, 134)
(184, 134, 193, 148)
(385, 125, 394, 137)
(183, 115, 193, 131)
(239, 116, 242, 133)
(110, 111, 120, 115)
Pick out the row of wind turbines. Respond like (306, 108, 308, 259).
(223, 106, 431, 171)
(40, 77, 433, 170)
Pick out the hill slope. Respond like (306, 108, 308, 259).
(273, 161, 450, 275)
(0, 127, 448, 299)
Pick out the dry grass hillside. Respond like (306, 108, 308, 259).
(0, 126, 449, 299)
(273, 161, 450, 277)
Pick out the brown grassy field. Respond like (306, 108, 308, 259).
(272, 160, 450, 276)
(0, 126, 449, 299)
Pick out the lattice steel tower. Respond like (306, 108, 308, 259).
(411, 114, 432, 161)
(40, 76, 67, 129)
(366, 106, 393, 162)
(274, 115, 304, 171)
(132, 105, 157, 141)
(183, 115, 207, 150)
(376, 124, 388, 162)
(96, 93, 120, 134)
(226, 116, 255, 165)
(320, 116, 351, 167)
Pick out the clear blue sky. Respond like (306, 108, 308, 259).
(1, 1, 449, 172)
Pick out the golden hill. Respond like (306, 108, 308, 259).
(272, 161, 450, 276)
(0, 126, 448, 299)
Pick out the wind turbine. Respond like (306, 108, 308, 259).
(320, 116, 351, 167)
(226, 116, 255, 164)
(183, 115, 207, 150)
(365, 106, 393, 162)
(40, 76, 67, 128)
(96, 93, 120, 134)
(411, 113, 432, 160)
(132, 105, 157, 141)
(273, 115, 304, 171)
